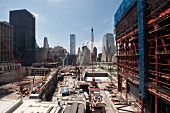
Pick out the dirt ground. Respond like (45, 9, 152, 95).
(0, 76, 44, 99)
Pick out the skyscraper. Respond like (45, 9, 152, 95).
(0, 21, 21, 74)
(70, 34, 76, 55)
(0, 21, 13, 62)
(102, 33, 115, 62)
(44, 37, 49, 49)
(103, 33, 115, 54)
(10, 9, 36, 66)
(93, 47, 97, 61)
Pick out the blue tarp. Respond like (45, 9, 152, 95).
(138, 0, 147, 98)
(62, 88, 69, 94)
(114, 0, 137, 26)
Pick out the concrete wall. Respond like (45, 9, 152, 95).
(39, 72, 58, 101)
(84, 73, 109, 77)
(84, 73, 110, 81)
(0, 67, 28, 85)
(6, 99, 23, 113)
(0, 63, 21, 74)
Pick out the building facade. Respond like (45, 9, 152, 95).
(50, 46, 67, 65)
(103, 33, 115, 55)
(70, 34, 76, 55)
(76, 46, 90, 65)
(0, 21, 20, 73)
(0, 21, 13, 62)
(10, 9, 36, 66)
(102, 33, 115, 62)
(93, 47, 97, 61)
(97, 53, 102, 62)
(115, 0, 170, 113)
(35, 37, 49, 63)
(81, 46, 90, 65)
(0, 21, 21, 78)
(101, 47, 108, 62)
(44, 37, 49, 49)
(64, 55, 77, 66)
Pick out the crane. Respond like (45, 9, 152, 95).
(4, 41, 23, 93)
(91, 27, 97, 86)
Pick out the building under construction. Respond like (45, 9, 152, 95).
(115, 0, 170, 113)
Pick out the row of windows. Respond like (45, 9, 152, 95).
(0, 65, 20, 72)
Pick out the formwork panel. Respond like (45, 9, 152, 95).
(115, 0, 170, 112)
(116, 4, 138, 39)
(147, 6, 170, 100)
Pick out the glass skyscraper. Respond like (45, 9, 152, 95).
(103, 33, 115, 55)
(10, 9, 35, 66)
(70, 34, 76, 55)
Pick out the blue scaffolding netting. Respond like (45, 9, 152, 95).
(114, 0, 137, 26)
(138, 0, 147, 98)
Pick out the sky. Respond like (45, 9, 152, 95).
(0, 0, 122, 53)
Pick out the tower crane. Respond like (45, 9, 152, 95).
(91, 27, 97, 86)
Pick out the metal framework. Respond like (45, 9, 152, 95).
(91, 27, 97, 86)
(115, 0, 170, 113)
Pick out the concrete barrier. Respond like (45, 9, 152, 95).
(6, 99, 23, 113)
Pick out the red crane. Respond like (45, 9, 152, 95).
(4, 41, 23, 92)
(91, 27, 97, 86)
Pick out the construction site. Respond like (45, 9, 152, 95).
(1, 1, 170, 113)
(115, 0, 170, 113)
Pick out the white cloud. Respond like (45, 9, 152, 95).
(103, 17, 110, 24)
(32, 12, 45, 20)
(80, 33, 84, 36)
(37, 38, 43, 47)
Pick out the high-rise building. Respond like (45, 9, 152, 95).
(102, 33, 115, 62)
(44, 37, 49, 49)
(70, 34, 76, 55)
(0, 21, 21, 74)
(0, 21, 13, 62)
(81, 46, 90, 65)
(35, 37, 49, 63)
(10, 9, 36, 66)
(97, 53, 102, 62)
(103, 33, 115, 55)
(93, 47, 97, 61)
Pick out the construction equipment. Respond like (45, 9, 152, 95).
(91, 27, 97, 86)
(4, 41, 23, 93)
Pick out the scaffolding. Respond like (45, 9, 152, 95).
(115, 0, 170, 113)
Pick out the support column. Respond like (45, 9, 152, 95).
(138, 0, 147, 112)
(141, 98, 144, 113)
(118, 74, 122, 92)
(155, 95, 158, 113)
(126, 79, 128, 98)
(155, 24, 158, 113)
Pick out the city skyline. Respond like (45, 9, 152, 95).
(0, 0, 122, 53)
